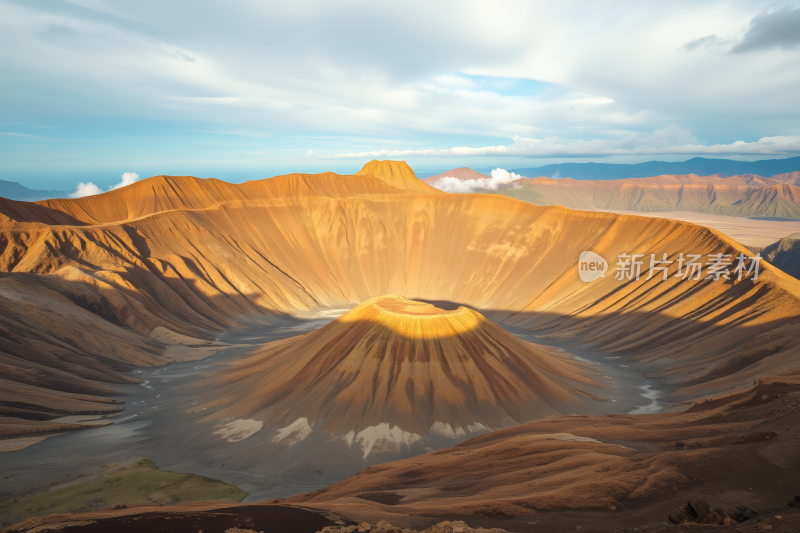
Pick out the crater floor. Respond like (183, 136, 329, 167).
(0, 308, 663, 504)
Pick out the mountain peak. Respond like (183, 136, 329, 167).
(422, 167, 491, 185)
(356, 160, 439, 193)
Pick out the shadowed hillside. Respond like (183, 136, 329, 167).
(761, 232, 800, 279)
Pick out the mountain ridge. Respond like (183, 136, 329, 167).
(0, 179, 68, 201)
(761, 232, 800, 279)
(503, 156, 800, 181)
(482, 173, 800, 218)
(0, 169, 437, 226)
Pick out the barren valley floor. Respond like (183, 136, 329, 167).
(0, 311, 665, 509)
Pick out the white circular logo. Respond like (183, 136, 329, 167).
(578, 251, 608, 282)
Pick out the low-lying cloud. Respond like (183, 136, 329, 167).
(69, 172, 139, 198)
(432, 168, 524, 193)
(70, 182, 104, 198)
(332, 127, 800, 159)
(110, 172, 139, 190)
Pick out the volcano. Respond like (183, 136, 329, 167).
(199, 295, 603, 457)
(1, 160, 799, 437)
(2, 160, 800, 529)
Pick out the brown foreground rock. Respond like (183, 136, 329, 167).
(5, 370, 799, 533)
(318, 520, 510, 533)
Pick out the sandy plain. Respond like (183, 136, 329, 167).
(596, 210, 800, 248)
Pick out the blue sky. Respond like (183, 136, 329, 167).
(1, 0, 799, 192)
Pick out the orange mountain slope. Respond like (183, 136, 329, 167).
(770, 171, 800, 185)
(200, 296, 603, 440)
(1, 160, 799, 435)
(722, 183, 800, 217)
(0, 166, 436, 226)
(356, 160, 440, 194)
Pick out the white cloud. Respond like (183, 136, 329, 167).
(1, 0, 799, 171)
(307, 149, 314, 155)
(110, 172, 139, 190)
(730, 6, 800, 53)
(69, 182, 104, 198)
(69, 172, 139, 198)
(333, 127, 800, 159)
(432, 168, 524, 193)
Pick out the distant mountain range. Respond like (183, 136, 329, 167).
(6, 156, 800, 200)
(422, 167, 488, 185)
(492, 172, 800, 218)
(425, 165, 800, 219)
(464, 156, 800, 181)
(0, 179, 67, 201)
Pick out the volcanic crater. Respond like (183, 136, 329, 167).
(199, 295, 605, 459)
(1, 160, 799, 531)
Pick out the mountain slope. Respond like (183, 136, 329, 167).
(762, 232, 800, 279)
(201, 295, 602, 441)
(770, 171, 800, 185)
(0, 171, 429, 226)
(355, 160, 439, 194)
(725, 183, 800, 217)
(1, 160, 799, 436)
(290, 368, 800, 525)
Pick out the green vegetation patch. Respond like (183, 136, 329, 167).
(0, 458, 247, 527)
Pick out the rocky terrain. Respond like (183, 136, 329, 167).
(1, 160, 799, 532)
(285, 369, 800, 528)
(3, 161, 798, 433)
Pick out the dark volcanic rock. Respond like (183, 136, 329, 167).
(669, 498, 738, 525)
(688, 498, 711, 520)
